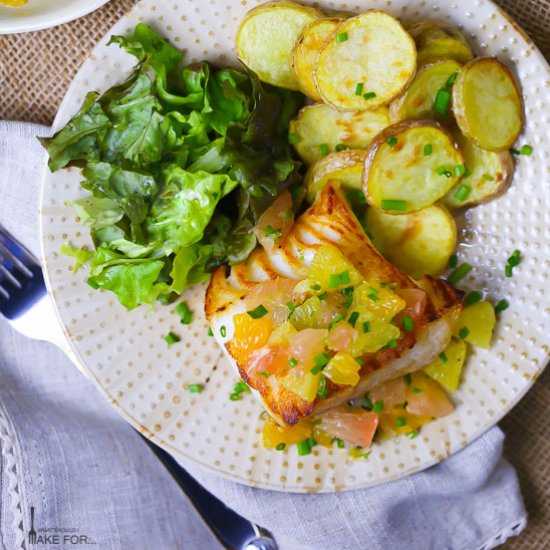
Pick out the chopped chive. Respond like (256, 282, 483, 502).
(454, 163, 467, 177)
(458, 326, 470, 340)
(348, 311, 360, 327)
(449, 254, 459, 269)
(381, 199, 408, 211)
(87, 277, 99, 289)
(247, 304, 268, 319)
(329, 313, 345, 330)
(288, 357, 298, 368)
(336, 32, 348, 43)
(319, 143, 329, 156)
(507, 250, 521, 267)
(355, 82, 364, 96)
(297, 440, 312, 456)
(445, 72, 458, 87)
(362, 395, 373, 410)
(387, 339, 398, 349)
(275, 443, 286, 451)
(260, 370, 271, 378)
(412, 387, 422, 394)
(220, 325, 227, 338)
(464, 290, 482, 307)
(165, 331, 180, 346)
(335, 438, 346, 449)
(386, 136, 398, 147)
(318, 292, 328, 301)
(340, 286, 354, 296)
(423, 143, 433, 156)
(368, 293, 380, 302)
(505, 264, 513, 278)
(520, 144, 533, 156)
(265, 225, 282, 239)
(434, 87, 452, 116)
(176, 302, 193, 324)
(373, 400, 384, 413)
(447, 263, 473, 286)
(407, 430, 419, 439)
(287, 301, 296, 314)
(311, 283, 322, 291)
(439, 351, 448, 363)
(356, 357, 363, 366)
(335, 143, 347, 152)
(317, 376, 328, 399)
(362, 321, 371, 333)
(343, 295, 353, 309)
(363, 91, 377, 100)
(512, 144, 533, 156)
(482, 173, 495, 181)
(396, 416, 407, 427)
(436, 165, 452, 177)
(233, 381, 250, 395)
(288, 133, 301, 144)
(404, 373, 412, 385)
(454, 184, 471, 202)
(229, 393, 240, 401)
(328, 270, 351, 289)
(207, 326, 214, 337)
(311, 353, 330, 374)
(495, 299, 509, 314)
(188, 383, 203, 394)
(402, 315, 414, 332)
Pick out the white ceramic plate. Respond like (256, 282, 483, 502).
(0, 0, 110, 34)
(40, 0, 550, 493)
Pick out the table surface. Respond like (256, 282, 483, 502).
(0, 0, 548, 548)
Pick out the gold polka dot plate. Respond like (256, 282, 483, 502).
(39, 0, 550, 492)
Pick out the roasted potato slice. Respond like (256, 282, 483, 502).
(291, 18, 342, 100)
(443, 134, 514, 209)
(453, 57, 524, 151)
(305, 149, 367, 202)
(314, 11, 416, 111)
(408, 20, 473, 67)
(363, 121, 464, 213)
(236, 1, 321, 90)
(289, 103, 389, 165)
(366, 204, 457, 279)
(389, 60, 462, 123)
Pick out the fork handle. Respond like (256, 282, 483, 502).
(9, 292, 85, 374)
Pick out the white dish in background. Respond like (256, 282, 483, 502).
(39, 0, 550, 493)
(0, 0, 110, 34)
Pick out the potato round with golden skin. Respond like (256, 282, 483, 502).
(366, 204, 457, 279)
(236, 1, 322, 90)
(407, 19, 473, 67)
(289, 103, 389, 165)
(362, 120, 464, 214)
(305, 149, 367, 203)
(291, 18, 342, 101)
(314, 11, 417, 111)
(389, 59, 462, 123)
(442, 134, 514, 209)
(452, 57, 524, 151)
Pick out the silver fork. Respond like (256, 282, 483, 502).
(0, 224, 72, 353)
(0, 224, 277, 550)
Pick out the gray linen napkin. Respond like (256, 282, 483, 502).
(0, 120, 527, 550)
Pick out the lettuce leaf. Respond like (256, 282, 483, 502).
(42, 23, 303, 309)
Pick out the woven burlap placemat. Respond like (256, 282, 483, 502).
(0, 1, 548, 548)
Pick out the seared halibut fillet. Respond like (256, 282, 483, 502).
(206, 184, 462, 426)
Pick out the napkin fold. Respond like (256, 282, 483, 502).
(0, 120, 527, 550)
